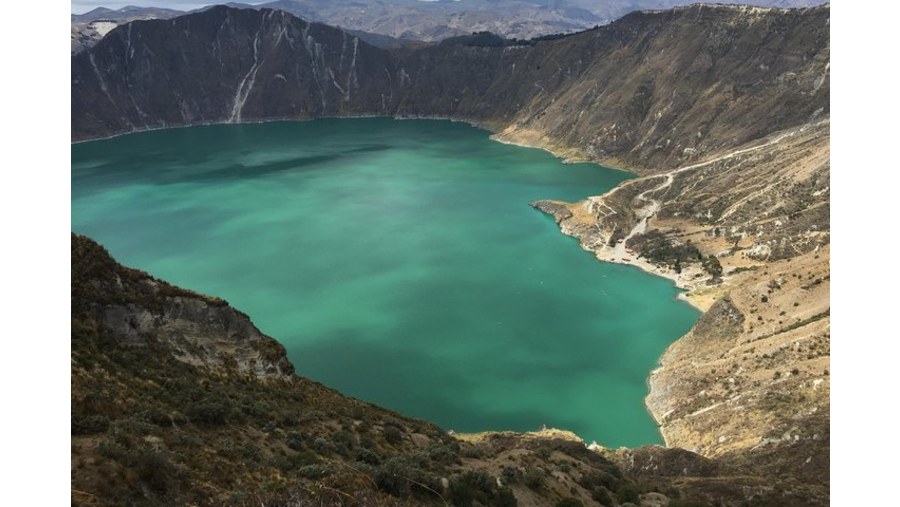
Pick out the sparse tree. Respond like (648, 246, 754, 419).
(702, 255, 723, 278)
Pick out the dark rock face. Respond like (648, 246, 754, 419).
(72, 4, 829, 173)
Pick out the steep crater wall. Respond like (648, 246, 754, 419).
(72, 4, 830, 174)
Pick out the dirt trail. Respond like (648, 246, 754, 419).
(606, 120, 829, 261)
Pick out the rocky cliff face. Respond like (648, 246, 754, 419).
(72, 233, 294, 379)
(72, 4, 829, 173)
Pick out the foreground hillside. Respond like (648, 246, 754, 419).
(72, 234, 827, 506)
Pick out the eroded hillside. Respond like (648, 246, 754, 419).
(534, 116, 830, 489)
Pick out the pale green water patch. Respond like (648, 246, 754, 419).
(72, 118, 699, 447)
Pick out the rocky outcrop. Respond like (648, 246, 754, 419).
(72, 4, 829, 174)
(72, 233, 294, 378)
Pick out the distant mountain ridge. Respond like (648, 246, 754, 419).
(71, 0, 829, 54)
(71, 5, 184, 22)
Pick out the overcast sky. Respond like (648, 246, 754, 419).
(71, 1, 460, 15)
(71, 1, 263, 14)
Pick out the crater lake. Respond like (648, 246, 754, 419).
(72, 118, 699, 447)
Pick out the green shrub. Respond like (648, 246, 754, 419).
(494, 487, 518, 507)
(591, 487, 613, 505)
(501, 466, 519, 485)
(448, 470, 493, 506)
(130, 449, 174, 493)
(427, 443, 458, 465)
(702, 255, 723, 277)
(286, 432, 304, 451)
(72, 413, 110, 435)
(297, 464, 334, 479)
(616, 484, 640, 504)
(333, 430, 356, 455)
(186, 398, 231, 426)
(384, 425, 403, 444)
(523, 468, 545, 490)
(355, 448, 381, 465)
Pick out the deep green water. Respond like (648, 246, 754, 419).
(72, 118, 698, 447)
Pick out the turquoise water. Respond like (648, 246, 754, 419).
(71, 118, 698, 447)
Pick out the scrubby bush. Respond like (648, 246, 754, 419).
(297, 463, 334, 479)
(702, 255, 723, 278)
(523, 468, 546, 490)
(286, 431, 304, 451)
(616, 484, 640, 504)
(494, 487, 518, 507)
(591, 487, 613, 505)
(384, 425, 403, 445)
(355, 448, 381, 465)
(501, 466, 519, 485)
(449, 470, 514, 507)
(374, 456, 441, 498)
(186, 398, 231, 426)
(131, 449, 175, 493)
(427, 443, 458, 465)
(72, 413, 110, 435)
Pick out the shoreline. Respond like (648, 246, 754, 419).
(71, 114, 649, 173)
(586, 245, 708, 312)
(490, 128, 636, 175)
(71, 113, 500, 145)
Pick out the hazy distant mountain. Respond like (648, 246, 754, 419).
(243, 0, 827, 41)
(71, 2, 418, 53)
(71, 5, 184, 23)
(71, 6, 183, 54)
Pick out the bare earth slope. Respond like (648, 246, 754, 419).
(534, 117, 829, 489)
